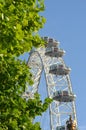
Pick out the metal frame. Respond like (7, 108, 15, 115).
(27, 46, 77, 130)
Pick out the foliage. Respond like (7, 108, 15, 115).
(0, 0, 52, 130)
(0, 0, 46, 56)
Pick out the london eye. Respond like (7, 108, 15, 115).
(26, 37, 78, 130)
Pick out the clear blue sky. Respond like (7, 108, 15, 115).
(38, 0, 86, 130)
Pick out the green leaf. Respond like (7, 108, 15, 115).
(0, 0, 50, 129)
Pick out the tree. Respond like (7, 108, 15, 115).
(0, 0, 52, 129)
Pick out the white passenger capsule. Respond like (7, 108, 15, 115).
(49, 64, 71, 75)
(43, 37, 60, 47)
(53, 91, 76, 102)
(45, 47, 65, 57)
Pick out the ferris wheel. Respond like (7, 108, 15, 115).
(27, 37, 78, 130)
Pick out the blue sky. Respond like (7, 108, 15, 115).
(38, 0, 86, 129)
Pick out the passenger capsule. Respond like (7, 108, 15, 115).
(45, 47, 65, 57)
(43, 36, 49, 42)
(49, 64, 71, 75)
(43, 37, 60, 47)
(53, 91, 76, 102)
(48, 38, 59, 47)
(56, 125, 65, 130)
